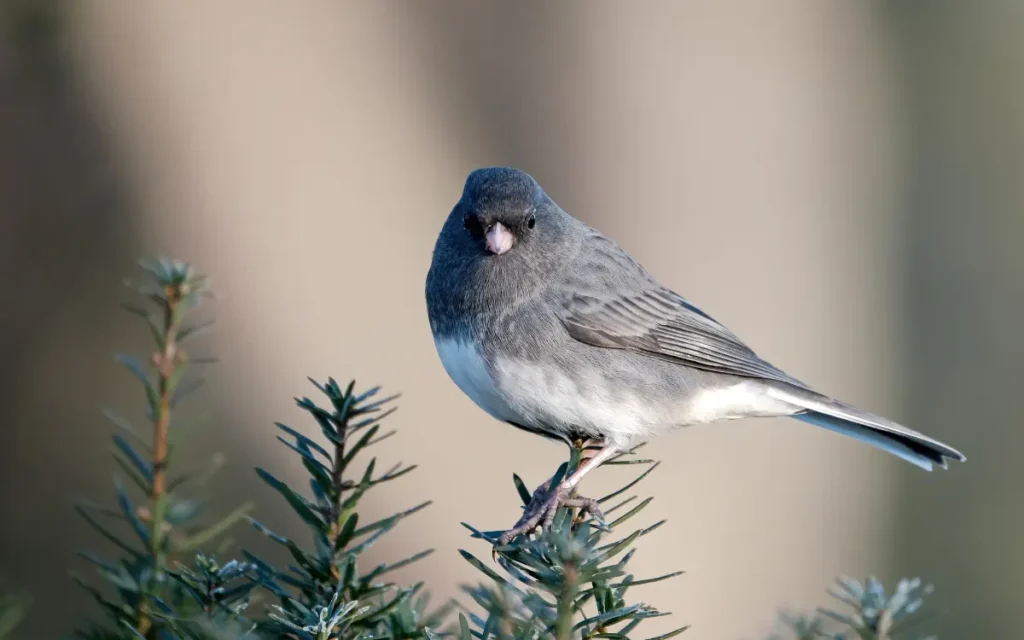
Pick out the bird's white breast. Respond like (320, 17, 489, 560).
(433, 336, 518, 423)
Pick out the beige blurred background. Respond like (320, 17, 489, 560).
(1, 1, 1020, 638)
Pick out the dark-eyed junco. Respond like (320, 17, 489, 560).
(425, 167, 965, 544)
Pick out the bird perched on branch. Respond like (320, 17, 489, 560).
(425, 167, 965, 545)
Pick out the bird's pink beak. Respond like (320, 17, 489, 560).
(485, 221, 514, 255)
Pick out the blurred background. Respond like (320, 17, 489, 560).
(1, 1, 1020, 638)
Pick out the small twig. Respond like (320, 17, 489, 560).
(555, 561, 578, 640)
(137, 282, 184, 637)
(331, 416, 347, 499)
(327, 389, 352, 581)
(151, 283, 181, 507)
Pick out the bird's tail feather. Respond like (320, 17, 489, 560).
(766, 383, 966, 471)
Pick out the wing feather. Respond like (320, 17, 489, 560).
(557, 230, 802, 385)
(563, 288, 800, 384)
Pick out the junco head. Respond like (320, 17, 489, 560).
(429, 168, 579, 318)
(461, 167, 542, 256)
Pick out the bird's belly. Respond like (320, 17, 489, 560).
(433, 335, 519, 423)
(434, 334, 798, 448)
(433, 334, 656, 445)
(491, 356, 666, 448)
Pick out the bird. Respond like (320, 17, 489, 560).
(425, 167, 965, 545)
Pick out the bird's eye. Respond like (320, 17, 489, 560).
(464, 213, 483, 238)
(527, 215, 536, 230)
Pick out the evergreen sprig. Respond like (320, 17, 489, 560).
(72, 259, 252, 639)
(169, 555, 258, 624)
(456, 444, 688, 640)
(245, 378, 444, 639)
(770, 576, 938, 640)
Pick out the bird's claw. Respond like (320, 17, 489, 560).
(495, 480, 605, 548)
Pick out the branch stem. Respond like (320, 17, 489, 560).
(137, 283, 183, 637)
(556, 561, 578, 640)
(327, 393, 350, 581)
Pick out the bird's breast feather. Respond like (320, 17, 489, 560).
(433, 335, 518, 423)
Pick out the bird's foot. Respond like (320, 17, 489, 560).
(495, 479, 605, 547)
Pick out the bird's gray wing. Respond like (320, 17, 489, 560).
(557, 231, 804, 386)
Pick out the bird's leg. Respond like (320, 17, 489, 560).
(496, 444, 619, 546)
